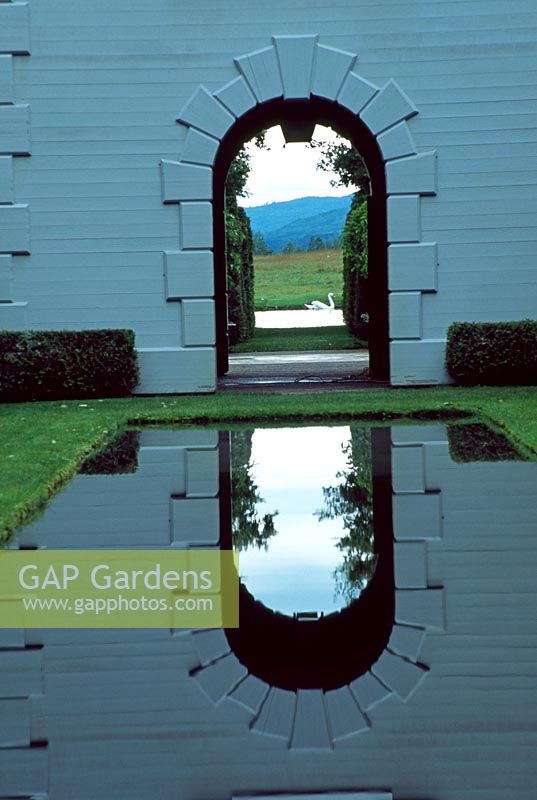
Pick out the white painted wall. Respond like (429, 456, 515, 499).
(1, 1, 536, 390)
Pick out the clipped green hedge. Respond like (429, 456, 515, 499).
(226, 200, 255, 344)
(341, 194, 368, 339)
(0, 329, 139, 401)
(446, 320, 537, 385)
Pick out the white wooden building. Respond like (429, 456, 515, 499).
(1, 0, 536, 391)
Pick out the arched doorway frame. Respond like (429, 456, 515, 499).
(161, 35, 438, 387)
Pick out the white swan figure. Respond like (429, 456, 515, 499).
(305, 292, 335, 311)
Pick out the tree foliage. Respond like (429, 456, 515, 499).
(316, 427, 376, 605)
(310, 134, 370, 339)
(252, 232, 272, 255)
(230, 430, 278, 551)
(309, 136, 370, 195)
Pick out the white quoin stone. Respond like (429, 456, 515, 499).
(177, 86, 234, 140)
(182, 298, 216, 347)
(194, 653, 247, 704)
(273, 34, 317, 99)
(372, 650, 427, 700)
(0, 254, 14, 300)
(394, 541, 428, 589)
(164, 250, 214, 299)
(228, 675, 269, 714)
(386, 151, 438, 195)
(179, 202, 213, 250)
(0, 156, 14, 202)
(0, 204, 30, 254)
(338, 71, 378, 115)
(137, 347, 216, 393)
(170, 497, 220, 545)
(387, 195, 420, 243)
(349, 671, 391, 710)
(214, 76, 256, 119)
(252, 686, 296, 740)
(395, 588, 445, 630)
(0, 105, 31, 155)
(324, 686, 369, 740)
(160, 160, 212, 203)
(311, 43, 356, 100)
(192, 629, 230, 666)
(185, 446, 219, 496)
(182, 128, 219, 167)
(0, 3, 31, 55)
(0, 301, 28, 330)
(393, 491, 442, 539)
(391, 339, 450, 386)
(392, 444, 425, 493)
(377, 122, 416, 161)
(234, 46, 283, 103)
(388, 624, 426, 661)
(0, 648, 43, 696)
(360, 79, 418, 135)
(0, 628, 25, 648)
(0, 55, 14, 103)
(0, 699, 31, 747)
(290, 689, 331, 750)
(389, 291, 422, 340)
(388, 243, 438, 292)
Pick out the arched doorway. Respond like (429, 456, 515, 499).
(213, 97, 389, 381)
(162, 35, 439, 390)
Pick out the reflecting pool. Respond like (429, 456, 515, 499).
(1, 420, 536, 800)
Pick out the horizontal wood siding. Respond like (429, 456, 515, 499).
(7, 0, 537, 353)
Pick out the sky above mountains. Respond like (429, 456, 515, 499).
(240, 124, 352, 207)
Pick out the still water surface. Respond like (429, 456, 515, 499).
(234, 425, 373, 615)
(1, 420, 536, 800)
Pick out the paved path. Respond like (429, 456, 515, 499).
(221, 349, 379, 390)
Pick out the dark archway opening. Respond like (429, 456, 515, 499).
(213, 96, 389, 382)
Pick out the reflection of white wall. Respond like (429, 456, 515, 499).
(11, 429, 221, 549)
(1, 426, 536, 800)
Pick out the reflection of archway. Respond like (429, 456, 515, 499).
(223, 428, 395, 691)
(161, 35, 438, 387)
(190, 427, 443, 748)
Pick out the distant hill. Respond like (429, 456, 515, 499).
(242, 194, 354, 252)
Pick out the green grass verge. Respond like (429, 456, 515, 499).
(231, 326, 365, 353)
(254, 248, 343, 310)
(0, 386, 536, 542)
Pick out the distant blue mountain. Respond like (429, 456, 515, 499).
(242, 194, 354, 252)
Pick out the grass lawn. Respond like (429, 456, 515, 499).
(0, 386, 536, 542)
(254, 248, 343, 310)
(231, 326, 364, 353)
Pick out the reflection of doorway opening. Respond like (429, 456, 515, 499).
(213, 97, 389, 384)
(222, 426, 394, 692)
